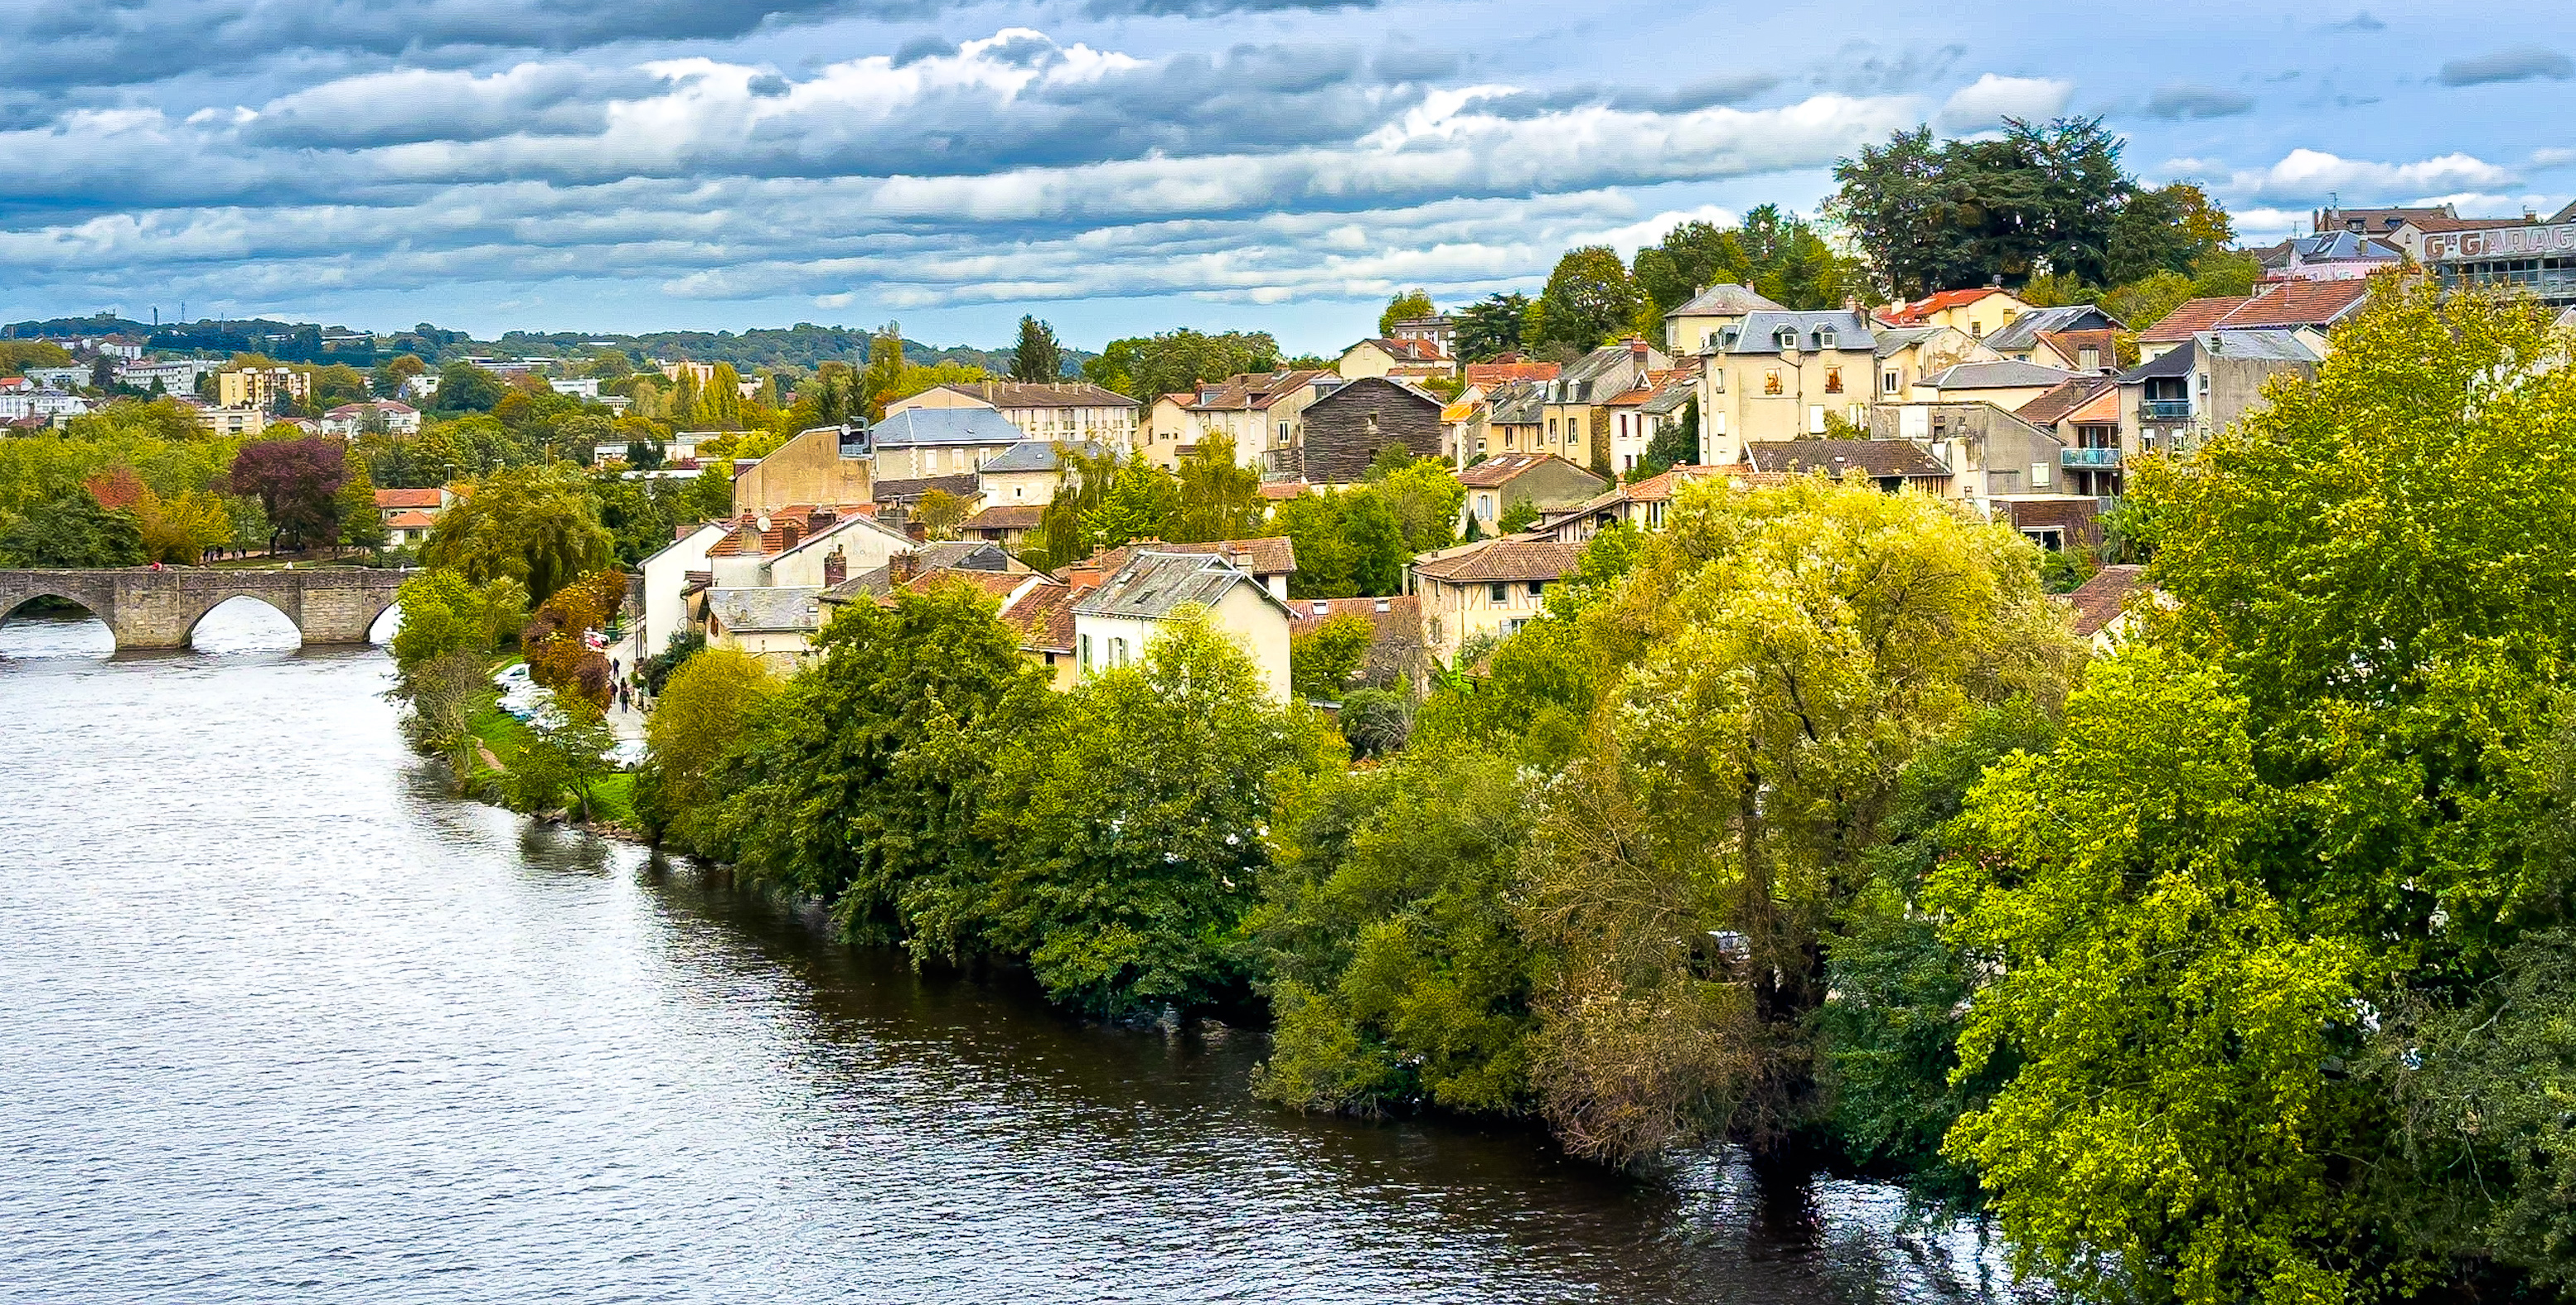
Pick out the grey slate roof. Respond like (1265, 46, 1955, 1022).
(2192, 330, 2324, 363)
(1664, 283, 1785, 318)
(1983, 305, 2122, 353)
(1073, 550, 1289, 621)
(1871, 325, 1948, 357)
(1712, 310, 1879, 355)
(871, 407, 1029, 447)
(977, 439, 1113, 474)
(1745, 439, 1949, 479)
(706, 586, 826, 634)
(1920, 360, 2082, 390)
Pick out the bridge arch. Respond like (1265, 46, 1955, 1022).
(186, 593, 304, 651)
(0, 590, 116, 657)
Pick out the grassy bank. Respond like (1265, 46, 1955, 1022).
(454, 658, 636, 829)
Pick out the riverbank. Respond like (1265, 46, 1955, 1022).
(448, 659, 641, 836)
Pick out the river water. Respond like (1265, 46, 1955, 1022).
(0, 603, 2014, 1304)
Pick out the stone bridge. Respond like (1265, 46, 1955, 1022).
(0, 568, 406, 650)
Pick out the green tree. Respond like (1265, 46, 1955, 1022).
(0, 489, 146, 567)
(390, 568, 526, 677)
(1169, 435, 1263, 544)
(1453, 292, 1528, 362)
(432, 361, 506, 413)
(1932, 286, 2576, 1303)
(714, 580, 1046, 942)
(1083, 329, 1282, 400)
(1378, 288, 1436, 337)
(1010, 316, 1063, 383)
(1289, 613, 1373, 701)
(975, 610, 1334, 1016)
(1083, 457, 1179, 550)
(704, 362, 744, 429)
(1369, 457, 1463, 554)
(1632, 220, 1755, 317)
(1536, 246, 1644, 354)
(1248, 745, 1538, 1116)
(512, 701, 618, 821)
(421, 462, 613, 604)
(858, 323, 906, 422)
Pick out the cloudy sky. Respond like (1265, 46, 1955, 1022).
(2, 0, 2569, 352)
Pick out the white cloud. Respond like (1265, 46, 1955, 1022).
(1935, 74, 2072, 133)
(2227, 147, 2516, 202)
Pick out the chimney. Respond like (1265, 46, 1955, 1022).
(806, 508, 835, 534)
(777, 521, 802, 552)
(822, 549, 847, 587)
(892, 550, 922, 583)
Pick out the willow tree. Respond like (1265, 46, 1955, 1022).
(1519, 476, 2080, 1164)
(420, 462, 613, 603)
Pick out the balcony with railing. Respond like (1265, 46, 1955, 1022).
(2060, 446, 2123, 467)
(2138, 399, 2192, 421)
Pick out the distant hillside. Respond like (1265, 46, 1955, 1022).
(1, 314, 1090, 376)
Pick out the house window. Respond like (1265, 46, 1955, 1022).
(1764, 369, 1783, 395)
(1547, 418, 1557, 439)
(1277, 422, 1290, 445)
(1882, 370, 1899, 394)
(1110, 637, 1128, 666)
(1527, 580, 1544, 597)
(1079, 633, 1092, 668)
(1816, 328, 1837, 350)
(1710, 370, 1723, 393)
(1824, 366, 1843, 394)
(2078, 347, 2100, 370)
(1489, 582, 1508, 603)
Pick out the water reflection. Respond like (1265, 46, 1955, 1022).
(0, 604, 2026, 1304)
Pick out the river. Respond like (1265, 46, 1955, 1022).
(0, 602, 2015, 1304)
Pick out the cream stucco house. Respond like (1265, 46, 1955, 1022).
(1071, 551, 1295, 703)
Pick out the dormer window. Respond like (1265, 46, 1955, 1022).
(1815, 327, 1836, 350)
(1775, 326, 1799, 350)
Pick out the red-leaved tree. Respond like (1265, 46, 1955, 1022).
(229, 437, 350, 552)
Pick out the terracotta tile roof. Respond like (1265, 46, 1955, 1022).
(1350, 336, 1445, 362)
(385, 510, 438, 529)
(961, 504, 1046, 531)
(2404, 214, 2534, 234)
(1184, 370, 1329, 413)
(1876, 288, 2012, 326)
(2065, 564, 2145, 638)
(375, 487, 443, 509)
(1744, 439, 1949, 479)
(999, 578, 1079, 653)
(1257, 481, 1310, 500)
(2038, 328, 2121, 368)
(1465, 361, 1561, 387)
(1411, 538, 1584, 584)
(1287, 593, 1419, 629)
(1072, 535, 1298, 578)
(2066, 385, 2122, 425)
(2210, 278, 2372, 329)
(2137, 296, 2254, 343)
(2014, 378, 2099, 427)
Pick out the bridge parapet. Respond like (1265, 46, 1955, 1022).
(0, 568, 407, 650)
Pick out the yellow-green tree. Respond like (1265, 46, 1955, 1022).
(636, 647, 773, 854)
(1517, 475, 2078, 1163)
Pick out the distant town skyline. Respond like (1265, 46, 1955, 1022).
(3, 0, 2570, 353)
